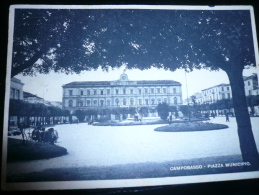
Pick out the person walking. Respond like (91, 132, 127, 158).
(226, 113, 230, 122)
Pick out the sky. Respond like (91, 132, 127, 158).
(15, 65, 259, 102)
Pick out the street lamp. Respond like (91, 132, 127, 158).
(185, 71, 191, 122)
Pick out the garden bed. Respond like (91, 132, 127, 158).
(92, 120, 167, 126)
(154, 122, 228, 132)
(7, 138, 68, 162)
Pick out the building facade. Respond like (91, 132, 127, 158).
(201, 83, 232, 104)
(23, 91, 44, 104)
(189, 73, 259, 116)
(62, 73, 182, 116)
(243, 73, 259, 96)
(10, 77, 24, 100)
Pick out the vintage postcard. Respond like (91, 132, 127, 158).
(2, 4, 259, 191)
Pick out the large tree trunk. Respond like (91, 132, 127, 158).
(227, 68, 259, 169)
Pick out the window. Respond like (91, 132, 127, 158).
(115, 98, 119, 106)
(248, 81, 251, 86)
(151, 88, 154, 94)
(145, 99, 149, 105)
(158, 98, 161, 104)
(164, 98, 167, 103)
(138, 99, 142, 105)
(174, 97, 177, 104)
(107, 100, 111, 106)
(249, 90, 252, 95)
(87, 90, 90, 95)
(157, 88, 160, 93)
(130, 89, 133, 94)
(100, 90, 104, 95)
(222, 87, 224, 91)
(173, 88, 176, 94)
(151, 99, 155, 105)
(139, 89, 141, 95)
(222, 94, 225, 99)
(79, 100, 83, 107)
(107, 89, 110, 95)
(227, 87, 229, 90)
(145, 88, 148, 94)
(80, 90, 83, 95)
(69, 90, 73, 96)
(94, 90, 97, 95)
(123, 98, 127, 105)
(163, 88, 166, 93)
(10, 88, 15, 99)
(68, 100, 73, 107)
(16, 90, 20, 99)
(123, 89, 126, 95)
(116, 89, 119, 95)
(93, 100, 97, 106)
(87, 100, 91, 106)
(100, 100, 104, 106)
(130, 98, 134, 105)
(228, 93, 231, 99)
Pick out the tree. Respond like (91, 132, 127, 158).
(157, 102, 169, 120)
(11, 9, 258, 167)
(75, 110, 85, 122)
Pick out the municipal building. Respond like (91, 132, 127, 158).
(62, 73, 183, 117)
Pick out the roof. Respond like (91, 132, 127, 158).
(63, 80, 181, 88)
(11, 77, 24, 85)
(23, 91, 43, 99)
(201, 83, 230, 91)
(243, 73, 257, 81)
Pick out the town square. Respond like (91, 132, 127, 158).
(3, 5, 259, 190)
(6, 116, 259, 181)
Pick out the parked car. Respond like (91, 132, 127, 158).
(8, 126, 21, 136)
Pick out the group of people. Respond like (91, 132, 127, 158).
(31, 127, 59, 144)
(134, 113, 142, 122)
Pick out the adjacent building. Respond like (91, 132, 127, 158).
(189, 73, 259, 116)
(62, 73, 183, 117)
(10, 77, 24, 100)
(201, 83, 232, 104)
(243, 73, 259, 96)
(23, 91, 44, 104)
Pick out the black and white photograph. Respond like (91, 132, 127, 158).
(1, 4, 259, 191)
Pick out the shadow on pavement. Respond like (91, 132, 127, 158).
(6, 154, 259, 182)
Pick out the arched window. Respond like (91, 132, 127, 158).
(174, 97, 177, 104)
(93, 100, 97, 106)
(130, 98, 134, 105)
(123, 98, 127, 105)
(100, 100, 104, 106)
(115, 98, 119, 106)
(151, 99, 155, 105)
(68, 100, 73, 107)
(87, 100, 91, 106)
(145, 99, 149, 105)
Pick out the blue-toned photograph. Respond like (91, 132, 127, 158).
(2, 5, 259, 190)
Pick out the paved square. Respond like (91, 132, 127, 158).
(7, 117, 259, 175)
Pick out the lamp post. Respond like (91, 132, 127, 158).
(185, 71, 191, 121)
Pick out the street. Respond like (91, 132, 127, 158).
(6, 117, 259, 176)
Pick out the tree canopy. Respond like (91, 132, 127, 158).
(12, 9, 255, 77)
